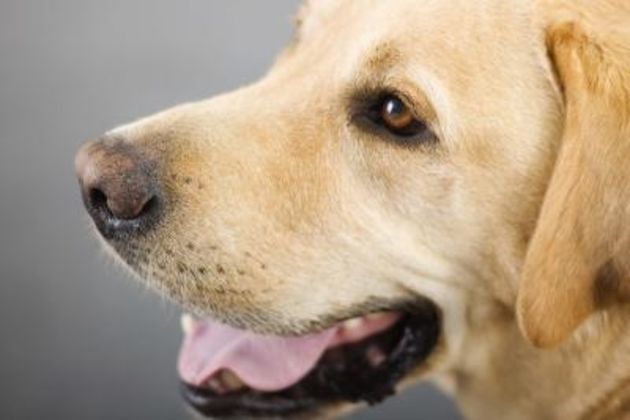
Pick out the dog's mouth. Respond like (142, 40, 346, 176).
(178, 303, 441, 418)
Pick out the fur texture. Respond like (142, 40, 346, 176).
(93, 1, 630, 418)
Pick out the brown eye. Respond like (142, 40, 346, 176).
(352, 91, 433, 144)
(381, 96, 415, 132)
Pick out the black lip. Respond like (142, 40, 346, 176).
(181, 302, 441, 419)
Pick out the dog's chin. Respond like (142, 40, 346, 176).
(179, 302, 442, 419)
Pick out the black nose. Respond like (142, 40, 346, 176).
(75, 138, 162, 239)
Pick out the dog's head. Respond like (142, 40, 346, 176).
(75, 0, 630, 418)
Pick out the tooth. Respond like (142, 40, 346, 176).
(343, 318, 365, 331)
(366, 345, 386, 367)
(221, 370, 245, 391)
(207, 377, 224, 393)
(180, 313, 196, 334)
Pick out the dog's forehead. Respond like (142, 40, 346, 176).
(295, 0, 533, 66)
(291, 0, 536, 97)
(298, 0, 477, 33)
(297, 0, 407, 39)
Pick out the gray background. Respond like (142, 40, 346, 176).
(0, 1, 461, 419)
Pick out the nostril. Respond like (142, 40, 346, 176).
(84, 184, 162, 238)
(88, 186, 159, 221)
(140, 195, 160, 218)
(89, 188, 108, 213)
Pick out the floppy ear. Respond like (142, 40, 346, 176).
(517, 5, 630, 349)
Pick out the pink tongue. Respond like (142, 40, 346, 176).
(178, 320, 338, 392)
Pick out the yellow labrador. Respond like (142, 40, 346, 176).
(75, 0, 630, 418)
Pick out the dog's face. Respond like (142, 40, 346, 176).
(76, 0, 566, 417)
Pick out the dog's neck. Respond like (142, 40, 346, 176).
(582, 376, 630, 420)
(450, 303, 630, 420)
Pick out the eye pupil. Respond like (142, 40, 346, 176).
(353, 92, 432, 143)
(384, 97, 404, 117)
(381, 96, 414, 131)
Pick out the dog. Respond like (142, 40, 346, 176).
(74, 0, 630, 418)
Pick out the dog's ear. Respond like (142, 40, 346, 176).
(517, 4, 630, 349)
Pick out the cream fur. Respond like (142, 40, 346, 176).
(96, 1, 630, 418)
